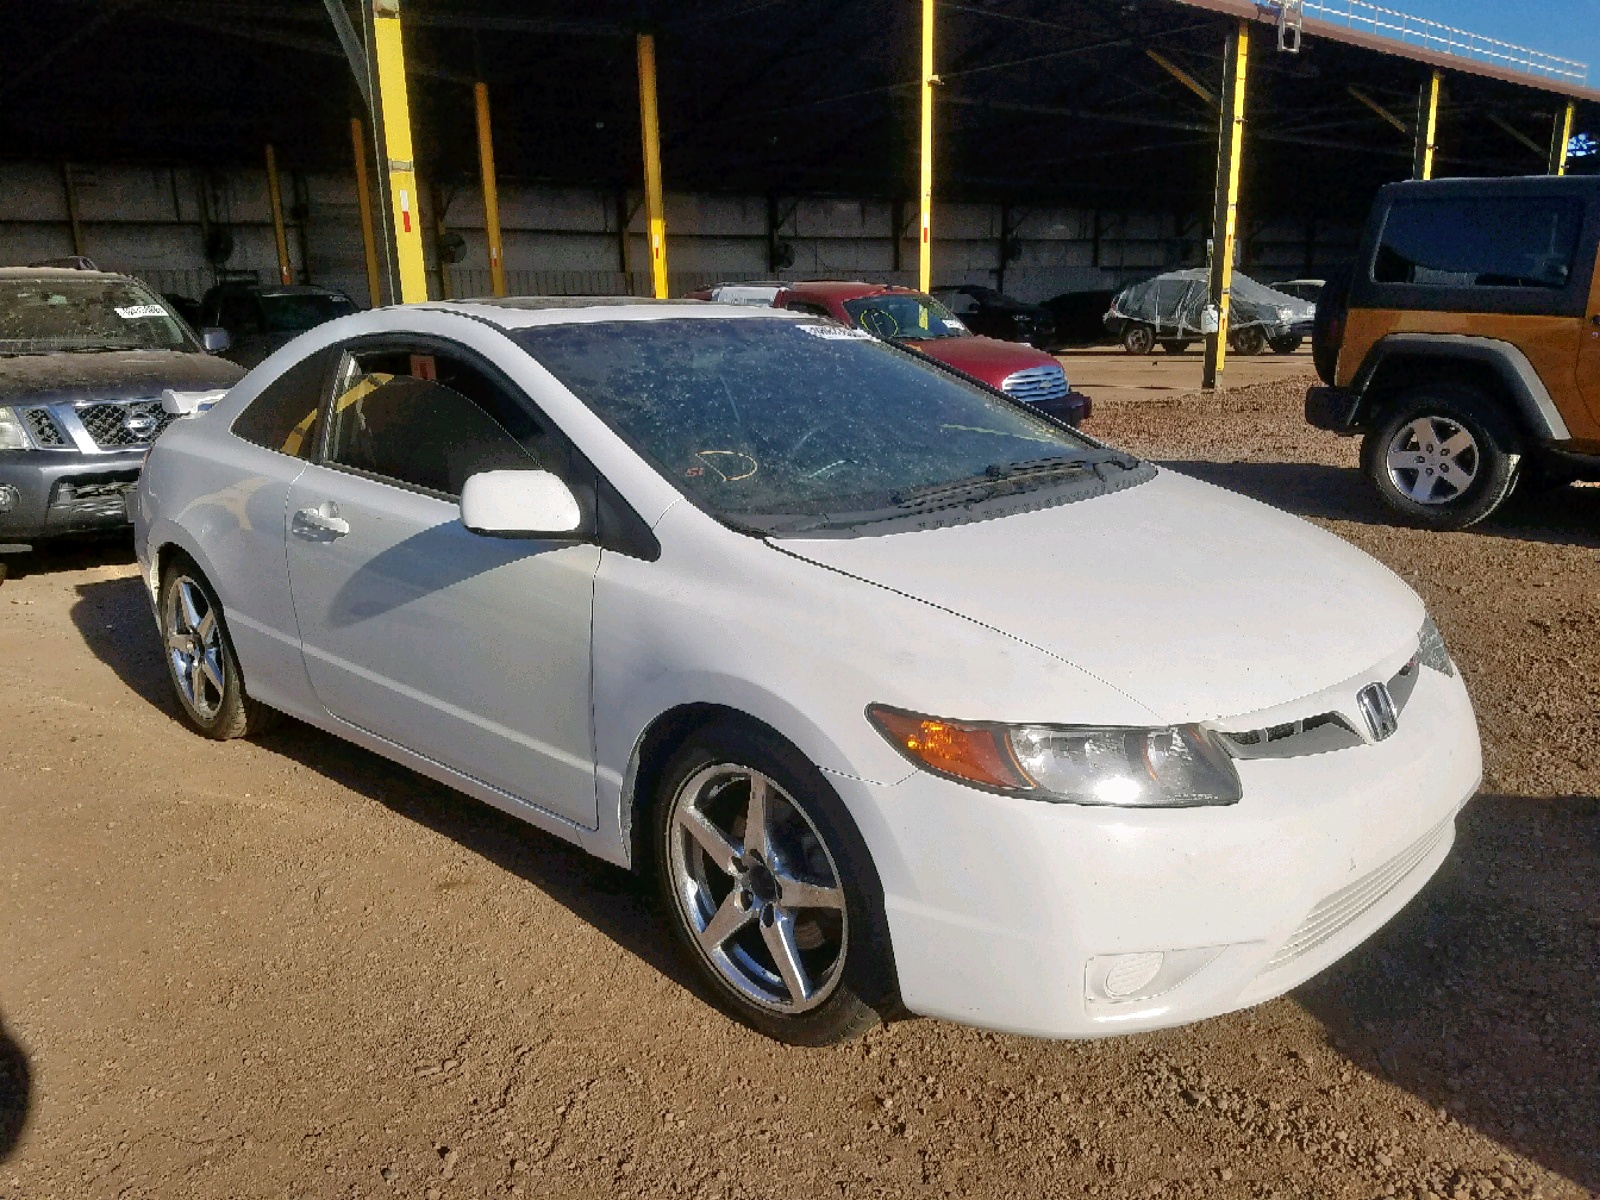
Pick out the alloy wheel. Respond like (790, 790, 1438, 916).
(164, 575, 225, 722)
(666, 764, 849, 1014)
(1385, 415, 1480, 505)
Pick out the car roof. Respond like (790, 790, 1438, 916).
(780, 280, 922, 301)
(0, 265, 134, 283)
(417, 296, 812, 329)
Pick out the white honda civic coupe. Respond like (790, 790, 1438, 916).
(131, 298, 1481, 1045)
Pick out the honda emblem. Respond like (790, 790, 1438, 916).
(1356, 682, 1399, 742)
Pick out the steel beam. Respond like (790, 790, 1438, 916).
(1203, 19, 1249, 391)
(350, 117, 383, 307)
(636, 33, 669, 299)
(1413, 70, 1441, 180)
(474, 82, 507, 297)
(1146, 48, 1217, 108)
(322, 0, 371, 111)
(1550, 101, 1575, 175)
(265, 144, 293, 285)
(369, 0, 428, 303)
(1347, 86, 1408, 136)
(918, 0, 936, 293)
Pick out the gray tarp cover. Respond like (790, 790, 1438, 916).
(1108, 269, 1315, 337)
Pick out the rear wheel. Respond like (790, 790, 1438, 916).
(1228, 324, 1267, 356)
(653, 722, 894, 1045)
(159, 560, 277, 739)
(1121, 323, 1155, 355)
(1361, 384, 1521, 530)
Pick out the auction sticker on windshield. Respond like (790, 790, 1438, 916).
(115, 304, 167, 319)
(797, 324, 872, 340)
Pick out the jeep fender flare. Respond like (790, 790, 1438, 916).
(1352, 334, 1571, 441)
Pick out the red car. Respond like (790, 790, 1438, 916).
(689, 281, 1091, 426)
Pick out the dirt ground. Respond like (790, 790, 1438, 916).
(1057, 345, 1316, 405)
(1, 373, 1597, 1200)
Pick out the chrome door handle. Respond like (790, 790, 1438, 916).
(292, 506, 350, 538)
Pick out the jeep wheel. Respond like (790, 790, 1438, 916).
(1121, 323, 1155, 355)
(1361, 385, 1521, 530)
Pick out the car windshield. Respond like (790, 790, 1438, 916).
(259, 292, 358, 333)
(0, 278, 194, 355)
(516, 317, 1134, 534)
(841, 293, 968, 341)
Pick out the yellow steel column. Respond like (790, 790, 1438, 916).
(1202, 20, 1249, 390)
(350, 116, 383, 307)
(918, 0, 936, 293)
(371, 0, 428, 303)
(474, 82, 507, 296)
(265, 144, 293, 285)
(1550, 100, 1575, 175)
(636, 34, 669, 299)
(1413, 70, 1441, 180)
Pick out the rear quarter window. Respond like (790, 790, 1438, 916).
(1373, 196, 1583, 290)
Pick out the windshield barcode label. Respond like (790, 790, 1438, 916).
(797, 324, 871, 340)
(114, 305, 167, 319)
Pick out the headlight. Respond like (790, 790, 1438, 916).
(1418, 616, 1455, 677)
(0, 407, 32, 451)
(1276, 306, 1294, 322)
(867, 706, 1243, 808)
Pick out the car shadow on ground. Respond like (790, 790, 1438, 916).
(68, 576, 1600, 1188)
(67, 574, 727, 1015)
(0, 1012, 30, 1162)
(1158, 460, 1600, 550)
(0, 535, 135, 582)
(1293, 792, 1600, 1190)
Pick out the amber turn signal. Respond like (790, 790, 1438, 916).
(867, 705, 1032, 791)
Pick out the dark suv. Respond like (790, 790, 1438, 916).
(1307, 176, 1600, 529)
(199, 281, 359, 368)
(0, 268, 243, 571)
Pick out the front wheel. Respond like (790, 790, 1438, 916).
(1121, 323, 1155, 355)
(653, 722, 895, 1045)
(159, 560, 276, 739)
(1360, 385, 1521, 530)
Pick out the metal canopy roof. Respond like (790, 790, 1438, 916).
(0, 0, 1590, 225)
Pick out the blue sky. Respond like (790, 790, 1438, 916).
(1368, 0, 1600, 69)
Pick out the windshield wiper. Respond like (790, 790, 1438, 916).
(891, 451, 1137, 509)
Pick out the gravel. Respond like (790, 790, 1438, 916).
(0, 373, 1595, 1199)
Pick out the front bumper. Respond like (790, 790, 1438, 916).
(0, 448, 146, 548)
(1306, 385, 1362, 434)
(831, 663, 1481, 1039)
(1026, 390, 1093, 427)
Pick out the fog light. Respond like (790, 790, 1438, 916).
(1085, 946, 1225, 1011)
(1103, 952, 1164, 998)
(0, 484, 18, 513)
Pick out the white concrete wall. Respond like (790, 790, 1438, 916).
(0, 160, 1360, 312)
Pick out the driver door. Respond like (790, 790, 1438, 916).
(284, 339, 602, 828)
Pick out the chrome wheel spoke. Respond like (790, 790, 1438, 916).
(188, 657, 207, 704)
(699, 889, 755, 953)
(195, 608, 216, 644)
(177, 580, 203, 633)
(761, 909, 814, 1004)
(675, 806, 744, 877)
(199, 651, 225, 694)
(165, 634, 191, 654)
(1439, 429, 1474, 459)
(1387, 448, 1422, 473)
(744, 774, 773, 860)
(775, 872, 844, 911)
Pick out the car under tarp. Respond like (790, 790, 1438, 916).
(1107, 269, 1316, 354)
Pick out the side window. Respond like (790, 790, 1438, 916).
(322, 345, 549, 497)
(1374, 196, 1584, 290)
(943, 291, 979, 316)
(231, 347, 335, 458)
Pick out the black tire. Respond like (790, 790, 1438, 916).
(1360, 384, 1522, 530)
(1228, 324, 1267, 356)
(1121, 323, 1155, 355)
(1158, 340, 1193, 354)
(1269, 336, 1304, 355)
(158, 557, 277, 740)
(652, 720, 897, 1046)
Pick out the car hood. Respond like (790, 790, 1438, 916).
(776, 469, 1424, 724)
(904, 334, 1058, 384)
(0, 349, 244, 406)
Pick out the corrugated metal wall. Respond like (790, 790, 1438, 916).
(0, 161, 1359, 309)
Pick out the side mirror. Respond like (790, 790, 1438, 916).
(460, 469, 583, 539)
(200, 327, 232, 354)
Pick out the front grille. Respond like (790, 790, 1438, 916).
(21, 407, 67, 447)
(74, 399, 173, 449)
(1001, 365, 1069, 403)
(1264, 815, 1453, 972)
